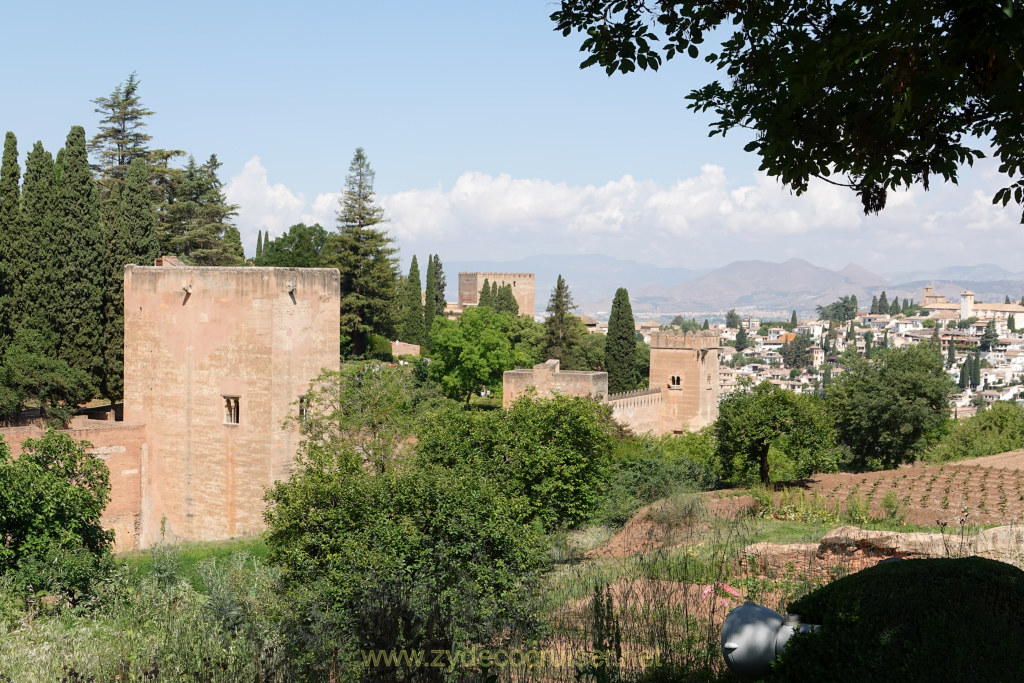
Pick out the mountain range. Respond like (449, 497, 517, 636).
(445, 255, 1024, 321)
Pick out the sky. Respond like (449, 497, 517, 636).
(3, 1, 1021, 276)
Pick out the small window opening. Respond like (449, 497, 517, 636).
(224, 396, 240, 424)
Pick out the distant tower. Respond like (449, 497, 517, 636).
(649, 330, 720, 433)
(960, 290, 975, 320)
(458, 272, 535, 316)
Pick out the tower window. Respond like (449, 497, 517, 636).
(223, 396, 240, 424)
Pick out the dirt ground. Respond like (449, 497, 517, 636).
(590, 451, 1024, 560)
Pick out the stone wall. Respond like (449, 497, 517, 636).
(123, 265, 340, 547)
(0, 422, 147, 552)
(391, 341, 421, 357)
(608, 389, 663, 435)
(650, 331, 720, 433)
(503, 360, 607, 407)
(458, 272, 535, 316)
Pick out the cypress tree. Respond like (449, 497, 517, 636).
(478, 278, 493, 307)
(702, 318, 710, 330)
(102, 157, 158, 402)
(13, 142, 58, 352)
(735, 326, 749, 352)
(1010, 314, 1016, 333)
(53, 126, 103, 391)
(863, 331, 873, 359)
(846, 321, 855, 342)
(790, 310, 797, 326)
(399, 255, 425, 346)
(878, 291, 888, 314)
(606, 287, 637, 393)
(889, 297, 900, 315)
(491, 281, 498, 303)
(423, 253, 436, 344)
(495, 284, 518, 315)
(256, 230, 263, 258)
(0, 132, 20, 345)
(1006, 295, 1012, 304)
(431, 254, 446, 316)
(959, 358, 968, 390)
(981, 319, 998, 351)
(972, 351, 982, 388)
(870, 295, 878, 314)
(947, 337, 956, 367)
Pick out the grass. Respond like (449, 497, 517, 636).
(119, 536, 270, 593)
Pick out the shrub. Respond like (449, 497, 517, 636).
(769, 557, 1024, 681)
(924, 401, 1024, 463)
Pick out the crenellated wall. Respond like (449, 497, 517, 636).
(458, 272, 535, 316)
(608, 389, 663, 435)
(503, 360, 607, 407)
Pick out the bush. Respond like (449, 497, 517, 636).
(924, 400, 1024, 463)
(769, 557, 1024, 681)
(0, 430, 113, 599)
(366, 333, 393, 361)
(416, 395, 616, 529)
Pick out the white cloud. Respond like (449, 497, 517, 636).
(224, 156, 1024, 271)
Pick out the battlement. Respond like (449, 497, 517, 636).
(459, 271, 534, 280)
(649, 330, 721, 350)
(458, 271, 536, 314)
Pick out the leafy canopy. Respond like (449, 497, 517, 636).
(552, 1, 1024, 221)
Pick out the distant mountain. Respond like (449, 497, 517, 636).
(887, 264, 1021, 283)
(442, 254, 1023, 320)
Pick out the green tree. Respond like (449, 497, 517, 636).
(495, 284, 519, 315)
(702, 318, 710, 330)
(863, 330, 874, 359)
(553, 1, 1024, 222)
(827, 343, 955, 470)
(959, 356, 969, 390)
(972, 350, 982, 388)
(256, 229, 263, 258)
(417, 394, 615, 529)
(1010, 314, 1017, 332)
(715, 381, 837, 484)
(877, 291, 888, 314)
(322, 148, 399, 356)
(606, 287, 638, 393)
(980, 319, 999, 351)
(88, 72, 153, 185)
(399, 256, 425, 346)
(478, 277, 493, 308)
(734, 326, 749, 353)
(428, 254, 446, 317)
(780, 332, 813, 368)
(53, 126, 104, 390)
(870, 295, 879, 315)
(264, 458, 546, 680)
(790, 310, 797, 326)
(889, 296, 901, 315)
(542, 274, 582, 364)
(0, 132, 19, 346)
(255, 223, 329, 267)
(429, 306, 518, 405)
(101, 158, 159, 403)
(10, 143, 58, 353)
(162, 155, 242, 265)
(947, 336, 956, 367)
(726, 309, 741, 328)
(0, 429, 113, 597)
(423, 254, 437, 345)
(817, 295, 858, 323)
(846, 321, 855, 343)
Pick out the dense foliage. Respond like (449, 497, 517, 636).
(606, 287, 638, 393)
(827, 343, 954, 469)
(0, 430, 113, 598)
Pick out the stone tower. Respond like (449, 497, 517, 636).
(648, 330, 720, 433)
(458, 272, 535, 316)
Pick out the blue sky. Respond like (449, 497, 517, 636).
(3, 1, 1021, 275)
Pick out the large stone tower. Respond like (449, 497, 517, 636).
(458, 272, 535, 316)
(649, 330, 720, 433)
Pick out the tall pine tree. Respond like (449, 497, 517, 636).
(53, 126, 104, 391)
(541, 274, 581, 363)
(606, 287, 637, 393)
(870, 295, 878, 314)
(0, 132, 20, 346)
(322, 148, 398, 355)
(399, 256, 425, 346)
(256, 230, 263, 258)
(430, 254, 446, 316)
(423, 254, 436, 344)
(162, 155, 242, 265)
(877, 291, 888, 313)
(88, 72, 153, 184)
(889, 296, 900, 315)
